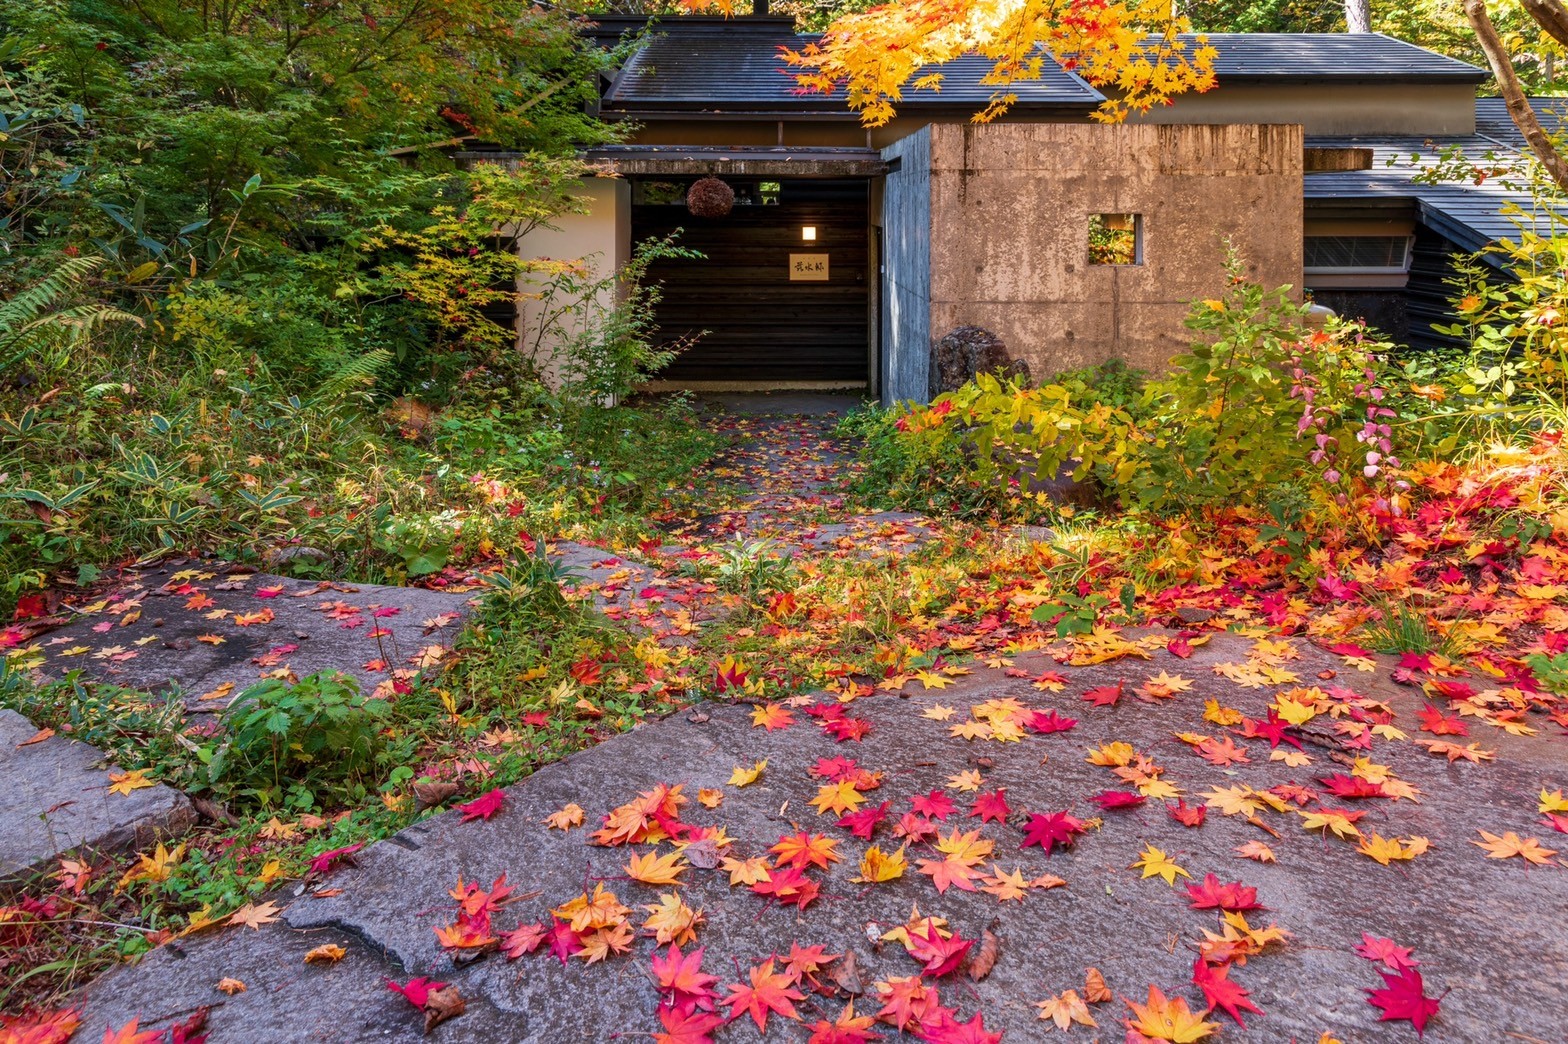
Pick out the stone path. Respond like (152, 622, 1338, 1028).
(19, 561, 476, 711)
(22, 396, 1568, 1042)
(0, 710, 192, 882)
(66, 633, 1568, 1042)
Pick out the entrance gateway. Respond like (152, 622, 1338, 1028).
(632, 176, 873, 390)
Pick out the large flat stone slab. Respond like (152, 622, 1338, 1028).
(25, 561, 475, 711)
(70, 633, 1568, 1041)
(0, 709, 193, 882)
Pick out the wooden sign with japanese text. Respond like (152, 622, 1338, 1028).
(789, 253, 829, 281)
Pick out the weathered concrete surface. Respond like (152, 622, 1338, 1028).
(924, 122, 1305, 380)
(0, 709, 193, 882)
(27, 561, 474, 711)
(71, 632, 1568, 1042)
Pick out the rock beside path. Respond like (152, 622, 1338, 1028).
(25, 561, 475, 711)
(0, 709, 193, 883)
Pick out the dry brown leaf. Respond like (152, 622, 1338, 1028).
(423, 984, 466, 1034)
(1084, 966, 1111, 1004)
(215, 978, 247, 995)
(967, 928, 1000, 981)
(303, 943, 346, 964)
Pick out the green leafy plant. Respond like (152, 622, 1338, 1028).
(211, 673, 389, 810)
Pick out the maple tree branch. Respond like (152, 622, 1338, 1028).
(1521, 0, 1568, 52)
(1465, 0, 1568, 194)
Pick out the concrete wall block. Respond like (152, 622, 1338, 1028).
(913, 121, 1304, 396)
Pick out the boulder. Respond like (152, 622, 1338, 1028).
(929, 326, 1032, 398)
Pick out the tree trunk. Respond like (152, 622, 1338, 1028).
(1465, 0, 1568, 193)
(1345, 0, 1371, 33)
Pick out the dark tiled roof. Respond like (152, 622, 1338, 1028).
(1193, 33, 1485, 83)
(601, 22, 1105, 116)
(597, 25, 1485, 117)
(1305, 99, 1565, 254)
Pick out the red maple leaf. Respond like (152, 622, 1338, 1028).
(805, 1001, 882, 1043)
(751, 865, 821, 909)
(655, 1002, 726, 1044)
(1417, 705, 1469, 736)
(1318, 774, 1389, 800)
(837, 801, 891, 839)
(308, 843, 363, 876)
(782, 942, 841, 987)
(1081, 681, 1125, 707)
(458, 789, 506, 822)
(721, 959, 805, 1031)
(892, 812, 939, 844)
(387, 977, 451, 1010)
(500, 922, 547, 960)
(1366, 966, 1442, 1037)
(1185, 874, 1263, 912)
(1090, 789, 1146, 811)
(1355, 934, 1419, 970)
(915, 1010, 1003, 1043)
(968, 789, 1011, 824)
(1024, 709, 1078, 734)
(821, 717, 871, 742)
(1167, 800, 1207, 827)
(1020, 811, 1085, 856)
(651, 945, 719, 1011)
(546, 921, 584, 964)
(911, 789, 955, 820)
(906, 923, 973, 977)
(1193, 957, 1264, 1027)
(811, 756, 862, 780)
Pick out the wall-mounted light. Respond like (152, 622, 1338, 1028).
(801, 225, 817, 242)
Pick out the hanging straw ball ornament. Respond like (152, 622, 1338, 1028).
(686, 176, 735, 218)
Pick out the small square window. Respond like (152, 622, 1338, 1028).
(1089, 213, 1142, 266)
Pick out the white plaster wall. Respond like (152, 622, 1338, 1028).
(515, 177, 631, 389)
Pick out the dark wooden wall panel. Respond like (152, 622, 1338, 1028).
(633, 191, 869, 382)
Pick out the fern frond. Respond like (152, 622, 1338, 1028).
(0, 256, 106, 337)
(314, 348, 392, 403)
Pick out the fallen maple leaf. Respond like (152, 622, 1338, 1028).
(1366, 966, 1442, 1038)
(729, 760, 766, 786)
(1123, 984, 1219, 1042)
(106, 769, 155, 796)
(101, 1018, 164, 1044)
(805, 999, 880, 1043)
(1037, 989, 1097, 1030)
(1132, 844, 1190, 886)
(853, 844, 907, 883)
(303, 943, 346, 964)
(651, 944, 719, 1012)
(1355, 933, 1419, 970)
(545, 803, 585, 830)
(1472, 829, 1559, 865)
(215, 978, 246, 995)
(227, 901, 282, 930)
(905, 922, 973, 977)
(626, 849, 689, 886)
(458, 788, 505, 822)
(1020, 811, 1086, 856)
(721, 958, 805, 1032)
(1192, 957, 1263, 1027)
(1185, 874, 1262, 912)
(750, 705, 795, 731)
(388, 977, 451, 1010)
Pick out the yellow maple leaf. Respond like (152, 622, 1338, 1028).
(642, 892, 704, 946)
(1202, 699, 1243, 726)
(625, 849, 689, 886)
(1473, 830, 1559, 865)
(116, 842, 186, 891)
(922, 705, 956, 721)
(1131, 844, 1189, 886)
(107, 769, 155, 796)
(728, 760, 766, 787)
(811, 780, 866, 817)
(1298, 809, 1363, 840)
(545, 803, 585, 830)
(853, 844, 908, 883)
(1124, 985, 1218, 1042)
(721, 855, 772, 886)
(697, 788, 724, 809)
(1540, 788, 1568, 815)
(946, 769, 983, 792)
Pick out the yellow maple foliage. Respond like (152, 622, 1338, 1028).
(625, 849, 689, 886)
(1131, 844, 1189, 885)
(1124, 984, 1219, 1042)
(853, 844, 908, 883)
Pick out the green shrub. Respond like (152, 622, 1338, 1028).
(210, 673, 389, 810)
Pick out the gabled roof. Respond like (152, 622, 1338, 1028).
(1191, 33, 1486, 84)
(599, 19, 1104, 118)
(1304, 98, 1566, 255)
